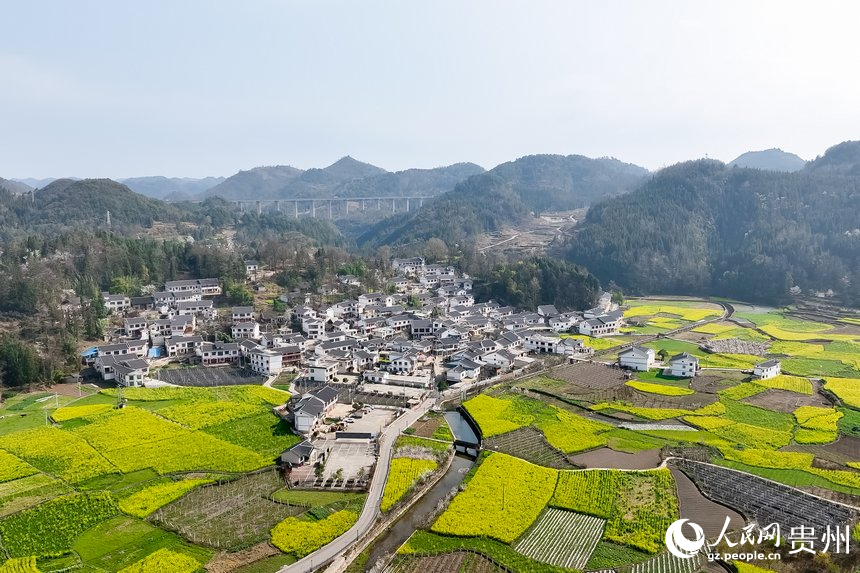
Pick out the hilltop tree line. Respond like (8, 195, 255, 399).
(566, 159, 860, 304)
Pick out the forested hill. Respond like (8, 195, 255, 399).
(358, 154, 648, 247)
(0, 177, 33, 195)
(0, 178, 183, 236)
(729, 148, 806, 172)
(473, 257, 601, 311)
(566, 144, 860, 304)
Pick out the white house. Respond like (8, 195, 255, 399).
(102, 293, 130, 313)
(113, 358, 150, 387)
(665, 352, 700, 378)
(250, 348, 283, 375)
(245, 260, 259, 278)
(391, 257, 425, 275)
(618, 346, 657, 372)
(232, 321, 261, 340)
(166, 335, 203, 357)
(289, 386, 339, 434)
(197, 342, 240, 366)
(176, 300, 214, 317)
(753, 359, 781, 380)
(232, 306, 255, 323)
(482, 349, 517, 371)
(577, 310, 623, 337)
(309, 360, 339, 384)
(524, 332, 562, 354)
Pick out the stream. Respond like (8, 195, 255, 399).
(362, 411, 478, 570)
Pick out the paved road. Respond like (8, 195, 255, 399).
(280, 398, 434, 573)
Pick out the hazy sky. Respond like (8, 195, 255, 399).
(2, 0, 859, 178)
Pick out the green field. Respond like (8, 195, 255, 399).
(0, 384, 349, 571)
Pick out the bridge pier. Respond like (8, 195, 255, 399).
(362, 199, 365, 211)
(256, 200, 261, 215)
(312, 201, 316, 218)
(295, 201, 299, 218)
(406, 198, 410, 212)
(329, 200, 332, 219)
(377, 198, 381, 209)
(392, 198, 396, 213)
(419, 197, 424, 207)
(275, 200, 280, 212)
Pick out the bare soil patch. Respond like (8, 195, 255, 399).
(571, 447, 661, 470)
(669, 468, 745, 538)
(206, 542, 280, 573)
(410, 414, 444, 439)
(783, 436, 860, 465)
(743, 389, 832, 413)
(551, 362, 629, 392)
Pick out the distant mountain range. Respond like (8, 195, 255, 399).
(120, 176, 226, 200)
(0, 177, 33, 195)
(358, 154, 649, 247)
(200, 157, 485, 201)
(729, 148, 806, 172)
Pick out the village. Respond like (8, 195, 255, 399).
(78, 256, 794, 498)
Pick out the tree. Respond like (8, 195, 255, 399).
(423, 238, 449, 263)
(0, 337, 42, 387)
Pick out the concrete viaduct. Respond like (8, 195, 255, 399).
(230, 196, 428, 218)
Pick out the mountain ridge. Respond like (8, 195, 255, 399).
(729, 148, 806, 172)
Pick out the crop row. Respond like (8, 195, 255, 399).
(0, 557, 40, 573)
(625, 381, 694, 397)
(117, 548, 203, 573)
(513, 509, 604, 569)
(118, 478, 212, 517)
(0, 426, 117, 483)
(0, 492, 118, 558)
(51, 403, 113, 422)
(101, 384, 290, 406)
(158, 401, 265, 429)
(381, 458, 437, 512)
(551, 468, 678, 554)
(67, 406, 269, 474)
(431, 453, 557, 543)
(0, 450, 37, 483)
(270, 510, 357, 557)
(463, 394, 611, 453)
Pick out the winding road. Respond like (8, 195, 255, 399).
(280, 397, 434, 573)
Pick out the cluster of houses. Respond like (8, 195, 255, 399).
(87, 258, 628, 389)
(617, 345, 782, 380)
